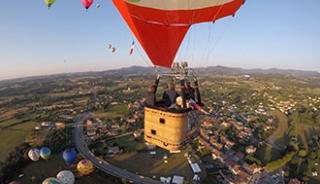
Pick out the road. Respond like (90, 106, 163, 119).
(73, 113, 162, 184)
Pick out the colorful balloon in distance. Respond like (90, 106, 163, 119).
(62, 149, 77, 165)
(42, 178, 61, 184)
(28, 148, 40, 162)
(44, 0, 56, 8)
(77, 159, 94, 175)
(112, 0, 245, 68)
(40, 147, 51, 160)
(56, 170, 75, 184)
(82, 0, 94, 10)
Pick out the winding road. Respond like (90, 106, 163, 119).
(74, 113, 162, 184)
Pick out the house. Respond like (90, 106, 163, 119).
(212, 149, 224, 163)
(41, 121, 52, 127)
(108, 146, 120, 155)
(220, 121, 231, 129)
(288, 178, 303, 184)
(234, 152, 245, 163)
(235, 170, 251, 184)
(85, 119, 93, 126)
(203, 119, 214, 128)
(245, 145, 257, 154)
(55, 122, 65, 129)
(220, 136, 235, 149)
(126, 118, 136, 124)
(210, 138, 223, 150)
(133, 130, 143, 138)
(227, 160, 241, 175)
(200, 128, 210, 140)
(242, 163, 262, 175)
(172, 176, 184, 184)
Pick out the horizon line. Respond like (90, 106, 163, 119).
(0, 64, 319, 82)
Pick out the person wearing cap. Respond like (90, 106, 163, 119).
(145, 74, 160, 106)
(185, 81, 195, 100)
(162, 81, 179, 107)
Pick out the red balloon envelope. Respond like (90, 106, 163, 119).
(112, 0, 245, 68)
(82, 0, 94, 10)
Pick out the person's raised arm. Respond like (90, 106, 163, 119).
(153, 74, 160, 94)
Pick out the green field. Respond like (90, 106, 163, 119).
(0, 118, 19, 127)
(0, 121, 38, 162)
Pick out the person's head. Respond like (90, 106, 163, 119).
(147, 84, 155, 93)
(186, 81, 191, 88)
(176, 96, 183, 107)
(167, 81, 175, 90)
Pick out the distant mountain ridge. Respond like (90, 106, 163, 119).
(1, 66, 319, 84)
(105, 65, 320, 77)
(194, 66, 320, 77)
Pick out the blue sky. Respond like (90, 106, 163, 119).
(0, 0, 319, 80)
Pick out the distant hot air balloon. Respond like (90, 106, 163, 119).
(108, 44, 112, 49)
(44, 0, 56, 8)
(62, 149, 77, 165)
(28, 149, 40, 162)
(96, 4, 101, 8)
(40, 147, 51, 160)
(9, 181, 20, 184)
(42, 177, 61, 184)
(112, 47, 116, 53)
(77, 159, 94, 175)
(112, 0, 245, 68)
(56, 170, 75, 184)
(82, 0, 94, 11)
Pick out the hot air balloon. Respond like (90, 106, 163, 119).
(28, 148, 40, 162)
(112, 0, 245, 68)
(62, 149, 77, 165)
(42, 178, 61, 184)
(82, 0, 94, 11)
(9, 181, 20, 184)
(77, 159, 94, 175)
(56, 170, 75, 184)
(44, 0, 56, 8)
(40, 147, 51, 160)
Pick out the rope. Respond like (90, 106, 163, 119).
(204, 0, 225, 67)
(206, 18, 234, 67)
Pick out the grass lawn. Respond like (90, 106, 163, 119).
(17, 155, 120, 184)
(290, 111, 320, 150)
(111, 135, 147, 152)
(0, 118, 19, 127)
(93, 104, 129, 119)
(105, 135, 194, 182)
(107, 148, 194, 182)
(267, 110, 289, 150)
(0, 121, 38, 162)
(256, 144, 282, 164)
